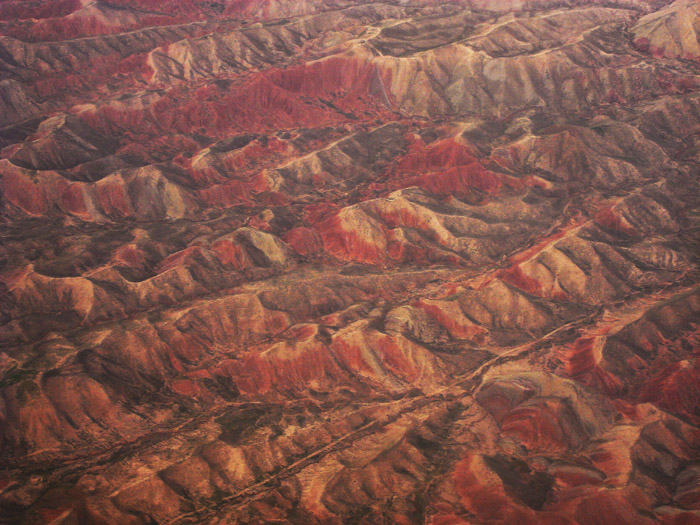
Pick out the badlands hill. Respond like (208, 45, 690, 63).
(1, 0, 700, 523)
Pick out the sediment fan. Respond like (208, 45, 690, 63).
(1, 0, 700, 523)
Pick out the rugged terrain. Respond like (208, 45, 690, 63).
(1, 0, 700, 523)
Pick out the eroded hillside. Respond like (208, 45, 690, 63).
(1, 0, 700, 523)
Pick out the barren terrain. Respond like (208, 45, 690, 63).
(1, 0, 700, 523)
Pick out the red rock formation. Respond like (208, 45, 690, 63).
(1, 0, 700, 523)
